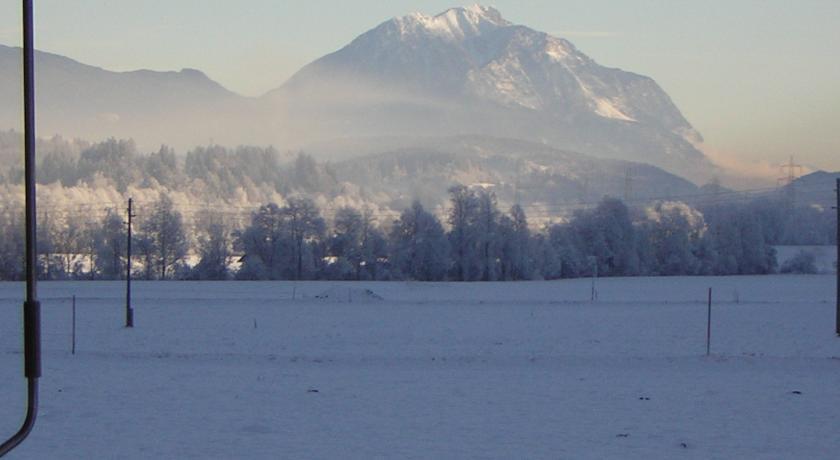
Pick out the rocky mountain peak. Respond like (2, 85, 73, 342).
(396, 5, 510, 40)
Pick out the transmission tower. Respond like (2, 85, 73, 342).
(777, 156, 803, 207)
(624, 167, 633, 204)
(580, 175, 590, 205)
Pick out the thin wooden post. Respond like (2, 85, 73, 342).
(71, 295, 76, 355)
(706, 288, 712, 356)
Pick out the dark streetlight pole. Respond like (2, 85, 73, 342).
(0, 0, 42, 455)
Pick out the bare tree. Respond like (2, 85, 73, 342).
(95, 211, 126, 280)
(192, 211, 233, 280)
(141, 196, 187, 279)
(281, 197, 325, 280)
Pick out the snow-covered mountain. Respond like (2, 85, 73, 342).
(269, 5, 713, 180)
(0, 5, 718, 183)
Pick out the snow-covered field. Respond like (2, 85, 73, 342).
(1, 276, 839, 459)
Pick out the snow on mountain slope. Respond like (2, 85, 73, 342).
(0, 6, 717, 183)
(279, 5, 693, 129)
(271, 6, 714, 182)
(399, 5, 511, 41)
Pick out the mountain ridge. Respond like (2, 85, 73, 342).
(1, 5, 717, 184)
(269, 5, 712, 180)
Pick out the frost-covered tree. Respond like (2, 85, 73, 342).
(38, 150, 78, 186)
(704, 203, 776, 275)
(642, 201, 704, 275)
(780, 250, 817, 274)
(329, 207, 364, 279)
(530, 232, 561, 280)
(143, 145, 180, 188)
(355, 208, 389, 280)
(328, 207, 389, 280)
(191, 212, 233, 280)
(51, 215, 86, 279)
(390, 201, 450, 281)
(94, 211, 126, 279)
(570, 198, 639, 277)
(36, 209, 56, 279)
(447, 185, 480, 281)
(0, 206, 24, 280)
(475, 189, 501, 281)
(134, 233, 155, 280)
(75, 138, 140, 192)
(281, 197, 326, 280)
(499, 204, 532, 280)
(236, 198, 325, 280)
(237, 203, 283, 280)
(140, 196, 188, 279)
(547, 224, 586, 278)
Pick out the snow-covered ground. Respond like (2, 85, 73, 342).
(1, 276, 839, 459)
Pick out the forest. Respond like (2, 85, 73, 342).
(0, 130, 835, 281)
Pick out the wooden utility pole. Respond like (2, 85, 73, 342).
(834, 178, 839, 336)
(125, 198, 135, 328)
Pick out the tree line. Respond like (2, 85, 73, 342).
(0, 184, 834, 281)
(1, 132, 328, 199)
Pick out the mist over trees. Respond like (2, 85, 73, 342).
(0, 130, 836, 281)
(0, 184, 834, 281)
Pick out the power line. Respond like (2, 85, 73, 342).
(1, 183, 837, 228)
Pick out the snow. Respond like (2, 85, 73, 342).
(592, 96, 637, 122)
(544, 40, 570, 62)
(468, 59, 544, 110)
(574, 75, 637, 122)
(1, 275, 839, 458)
(314, 286, 384, 302)
(400, 5, 509, 41)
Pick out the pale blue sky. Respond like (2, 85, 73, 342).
(1, 0, 838, 171)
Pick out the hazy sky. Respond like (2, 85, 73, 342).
(1, 0, 838, 171)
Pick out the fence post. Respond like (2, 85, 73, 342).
(71, 295, 76, 355)
(706, 288, 712, 356)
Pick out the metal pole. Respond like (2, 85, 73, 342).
(0, 0, 41, 455)
(126, 197, 134, 328)
(706, 288, 712, 356)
